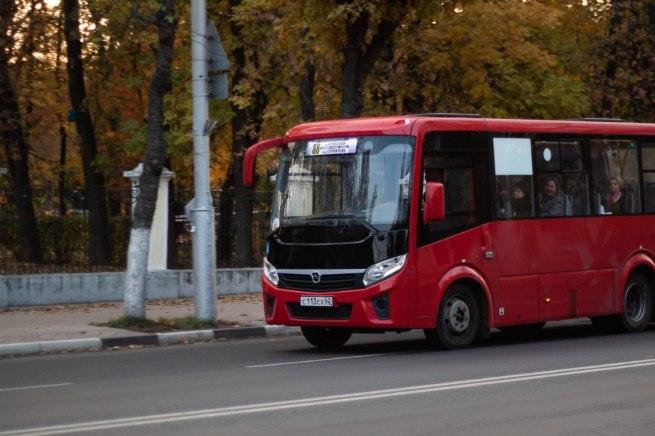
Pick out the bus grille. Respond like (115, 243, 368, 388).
(287, 303, 352, 320)
(279, 273, 363, 292)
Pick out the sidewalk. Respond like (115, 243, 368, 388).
(0, 294, 298, 356)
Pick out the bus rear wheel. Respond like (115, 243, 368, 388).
(301, 327, 352, 349)
(424, 284, 480, 350)
(592, 273, 653, 333)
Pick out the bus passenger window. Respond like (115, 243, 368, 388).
(590, 140, 641, 215)
(641, 144, 655, 213)
(533, 139, 588, 217)
(493, 137, 534, 219)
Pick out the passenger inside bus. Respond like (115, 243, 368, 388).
(538, 177, 566, 217)
(509, 181, 532, 218)
(601, 177, 634, 214)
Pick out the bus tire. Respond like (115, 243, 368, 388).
(424, 284, 480, 350)
(619, 273, 652, 332)
(592, 273, 653, 333)
(301, 327, 352, 349)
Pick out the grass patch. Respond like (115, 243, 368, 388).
(105, 316, 232, 333)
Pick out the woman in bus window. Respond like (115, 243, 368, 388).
(510, 181, 531, 218)
(539, 177, 565, 217)
(602, 177, 631, 214)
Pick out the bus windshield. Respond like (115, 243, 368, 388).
(273, 136, 414, 233)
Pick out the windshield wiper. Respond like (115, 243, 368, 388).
(303, 214, 379, 233)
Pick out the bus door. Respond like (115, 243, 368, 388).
(490, 137, 543, 325)
(416, 132, 492, 319)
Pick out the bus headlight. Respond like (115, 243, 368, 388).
(263, 258, 279, 285)
(363, 254, 406, 286)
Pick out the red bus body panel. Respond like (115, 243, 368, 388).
(253, 116, 655, 330)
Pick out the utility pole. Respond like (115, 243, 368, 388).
(190, 0, 216, 320)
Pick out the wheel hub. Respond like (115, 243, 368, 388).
(446, 297, 470, 333)
(625, 283, 646, 322)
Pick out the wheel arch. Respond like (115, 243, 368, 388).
(619, 252, 655, 317)
(435, 266, 494, 337)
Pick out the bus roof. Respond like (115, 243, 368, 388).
(284, 115, 655, 141)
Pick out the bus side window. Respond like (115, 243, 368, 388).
(641, 143, 655, 213)
(533, 139, 589, 217)
(493, 137, 534, 220)
(420, 132, 490, 245)
(590, 139, 641, 215)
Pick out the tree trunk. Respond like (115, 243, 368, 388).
(300, 24, 316, 121)
(226, 0, 270, 266)
(63, 0, 111, 265)
(216, 175, 234, 265)
(232, 156, 253, 266)
(340, 3, 407, 118)
(55, 4, 67, 218)
(598, 0, 655, 121)
(0, 0, 42, 263)
(124, 0, 176, 318)
(300, 59, 316, 121)
(599, 0, 626, 117)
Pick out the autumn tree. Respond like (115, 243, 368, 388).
(337, 0, 410, 118)
(213, 0, 279, 266)
(63, 0, 112, 265)
(367, 0, 592, 119)
(0, 0, 42, 263)
(598, 0, 655, 121)
(124, 0, 177, 318)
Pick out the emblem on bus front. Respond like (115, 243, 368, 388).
(311, 272, 321, 284)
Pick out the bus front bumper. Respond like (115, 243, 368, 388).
(261, 273, 420, 329)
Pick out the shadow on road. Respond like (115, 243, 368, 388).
(278, 321, 655, 357)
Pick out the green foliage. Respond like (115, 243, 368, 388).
(369, 0, 594, 119)
(2, 0, 630, 269)
(594, 1, 655, 121)
(105, 316, 159, 331)
(119, 119, 147, 154)
(8, 0, 609, 189)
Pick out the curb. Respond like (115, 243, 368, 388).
(0, 325, 301, 358)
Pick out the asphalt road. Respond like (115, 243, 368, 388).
(1, 321, 655, 435)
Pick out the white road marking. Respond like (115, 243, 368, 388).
(247, 352, 399, 368)
(2, 358, 654, 435)
(0, 383, 72, 393)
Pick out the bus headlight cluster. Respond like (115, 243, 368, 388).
(263, 258, 279, 285)
(363, 254, 406, 286)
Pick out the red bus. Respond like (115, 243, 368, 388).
(243, 115, 655, 349)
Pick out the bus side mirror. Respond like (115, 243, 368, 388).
(423, 182, 445, 223)
(243, 137, 285, 186)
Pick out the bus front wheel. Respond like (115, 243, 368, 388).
(424, 284, 480, 349)
(592, 273, 653, 333)
(301, 327, 352, 349)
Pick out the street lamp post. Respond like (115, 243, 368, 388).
(190, 0, 217, 320)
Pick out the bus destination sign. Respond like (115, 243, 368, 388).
(306, 138, 358, 156)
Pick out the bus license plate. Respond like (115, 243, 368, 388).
(300, 296, 333, 307)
